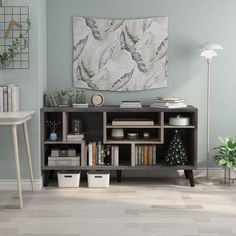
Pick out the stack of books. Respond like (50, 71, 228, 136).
(0, 84, 19, 112)
(66, 133, 84, 142)
(150, 97, 187, 108)
(72, 103, 89, 108)
(120, 101, 142, 108)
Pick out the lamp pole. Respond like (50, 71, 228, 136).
(198, 42, 223, 179)
(206, 58, 211, 179)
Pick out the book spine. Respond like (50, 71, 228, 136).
(148, 145, 152, 166)
(11, 86, 19, 112)
(152, 145, 156, 165)
(101, 144, 104, 165)
(92, 142, 96, 165)
(105, 145, 111, 166)
(0, 87, 3, 112)
(88, 143, 93, 166)
(114, 146, 119, 166)
(144, 145, 148, 166)
(3, 86, 8, 112)
(97, 141, 101, 165)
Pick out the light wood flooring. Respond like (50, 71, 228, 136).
(0, 177, 236, 236)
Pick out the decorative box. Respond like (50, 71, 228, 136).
(48, 156, 80, 166)
(87, 171, 110, 188)
(51, 147, 76, 157)
(57, 171, 80, 187)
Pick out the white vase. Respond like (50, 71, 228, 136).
(49, 132, 57, 141)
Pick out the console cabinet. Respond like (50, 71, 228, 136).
(41, 106, 197, 186)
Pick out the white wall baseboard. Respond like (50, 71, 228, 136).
(0, 168, 224, 190)
(0, 177, 43, 191)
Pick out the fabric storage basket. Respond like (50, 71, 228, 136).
(57, 171, 80, 187)
(87, 171, 110, 188)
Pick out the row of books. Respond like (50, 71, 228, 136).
(46, 93, 58, 107)
(87, 142, 119, 166)
(150, 96, 187, 108)
(134, 145, 157, 166)
(0, 84, 19, 112)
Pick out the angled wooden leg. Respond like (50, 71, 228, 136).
(23, 121, 35, 191)
(12, 125, 23, 209)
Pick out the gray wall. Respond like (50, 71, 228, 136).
(47, 0, 236, 167)
(0, 0, 47, 180)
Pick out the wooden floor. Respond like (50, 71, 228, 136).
(0, 177, 236, 236)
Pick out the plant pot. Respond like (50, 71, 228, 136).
(58, 95, 71, 106)
(224, 166, 236, 185)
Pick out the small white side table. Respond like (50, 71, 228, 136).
(0, 111, 35, 208)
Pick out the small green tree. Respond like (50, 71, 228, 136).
(165, 130, 188, 166)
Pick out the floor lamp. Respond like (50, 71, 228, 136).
(198, 42, 223, 179)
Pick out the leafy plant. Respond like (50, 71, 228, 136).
(56, 88, 73, 96)
(0, 18, 31, 68)
(213, 137, 236, 171)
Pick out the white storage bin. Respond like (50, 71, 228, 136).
(87, 171, 110, 188)
(57, 171, 80, 187)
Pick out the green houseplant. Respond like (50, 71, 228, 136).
(56, 88, 73, 106)
(213, 137, 236, 172)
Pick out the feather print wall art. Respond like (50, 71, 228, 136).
(73, 16, 168, 91)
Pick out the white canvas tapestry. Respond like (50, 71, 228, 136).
(73, 17, 168, 91)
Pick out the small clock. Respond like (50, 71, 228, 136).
(91, 93, 104, 106)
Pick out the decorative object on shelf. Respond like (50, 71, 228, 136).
(45, 93, 58, 107)
(127, 132, 138, 140)
(151, 96, 187, 108)
(0, 6, 30, 69)
(72, 16, 168, 91)
(165, 130, 188, 166)
(198, 42, 223, 179)
(49, 132, 57, 141)
(143, 132, 150, 139)
(112, 118, 154, 126)
(111, 128, 124, 139)
(169, 115, 190, 126)
(120, 101, 142, 108)
(71, 118, 83, 134)
(46, 120, 61, 141)
(76, 89, 86, 104)
(56, 88, 73, 106)
(91, 93, 104, 106)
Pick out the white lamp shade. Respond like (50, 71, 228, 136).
(198, 42, 223, 59)
(200, 50, 217, 59)
(198, 42, 223, 51)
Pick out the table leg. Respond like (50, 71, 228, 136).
(12, 125, 23, 209)
(23, 121, 35, 191)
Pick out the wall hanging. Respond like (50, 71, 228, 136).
(0, 6, 30, 69)
(72, 16, 168, 91)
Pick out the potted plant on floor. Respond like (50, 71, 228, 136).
(213, 137, 236, 181)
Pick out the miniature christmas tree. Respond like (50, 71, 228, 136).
(165, 130, 188, 166)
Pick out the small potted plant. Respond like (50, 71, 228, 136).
(56, 88, 73, 106)
(213, 137, 236, 180)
